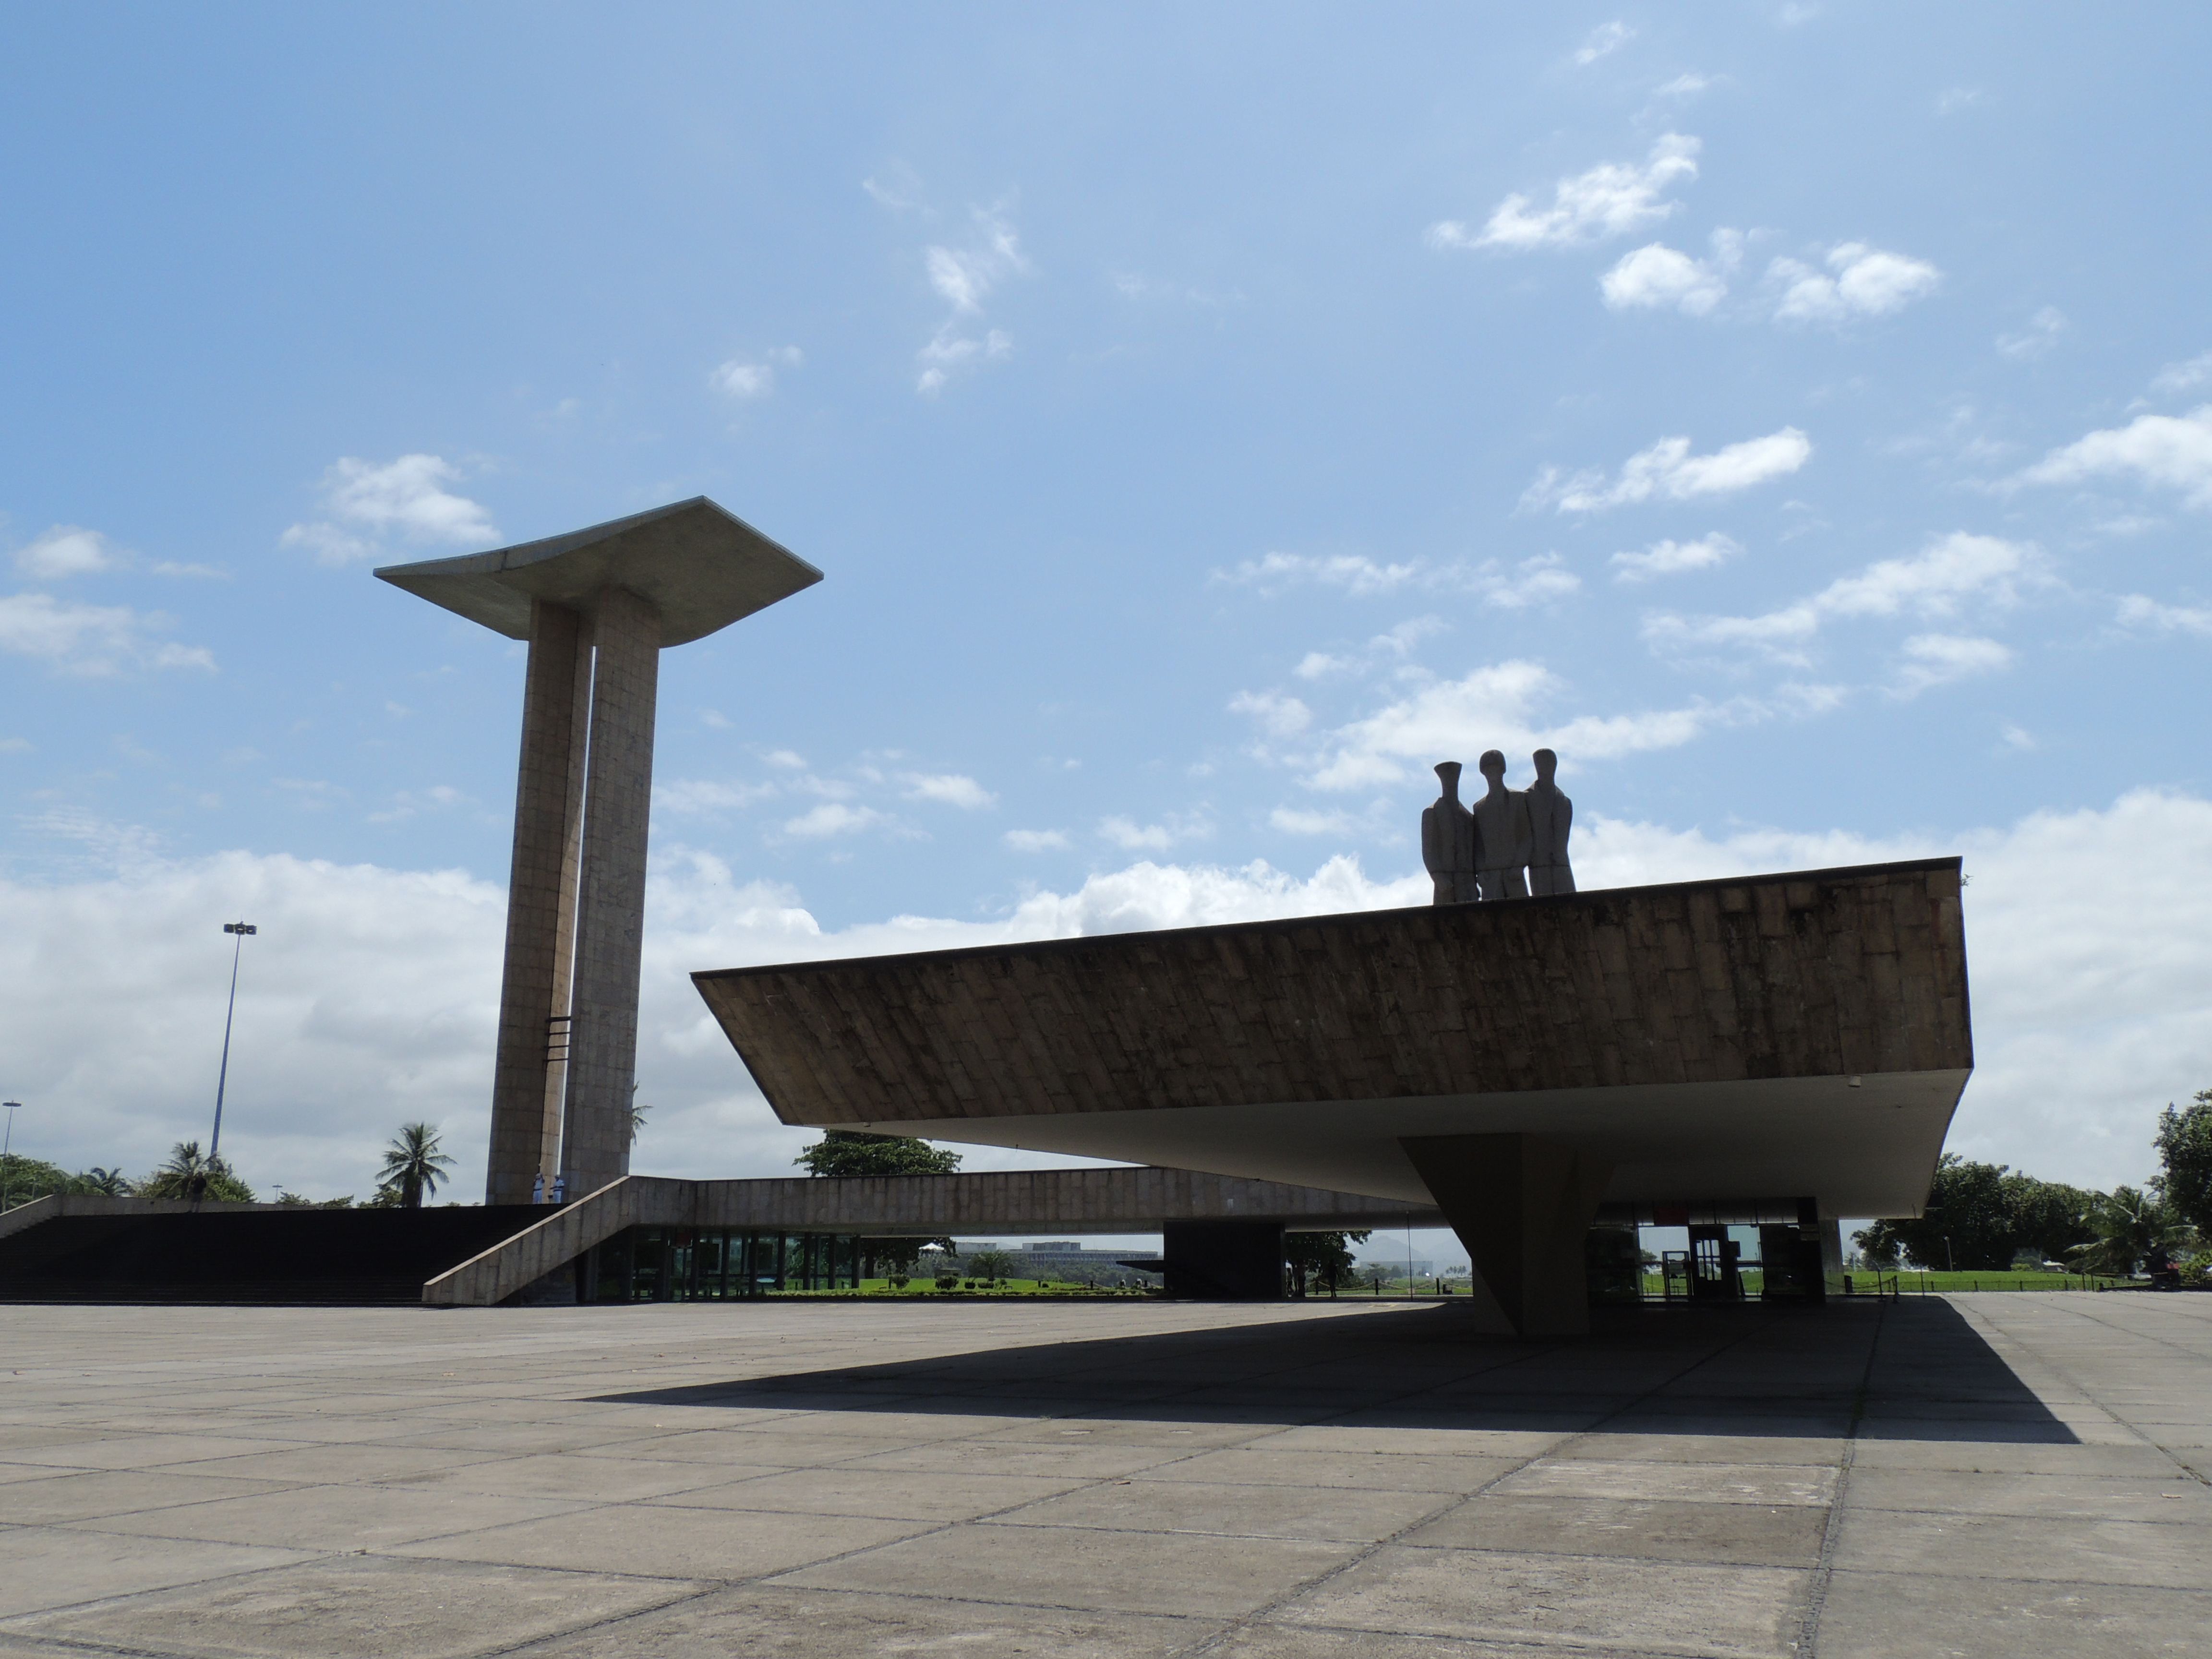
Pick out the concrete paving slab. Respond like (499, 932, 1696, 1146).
(843, 1439, 1201, 1479)
(377, 1452, 740, 1503)
(0, 1467, 308, 1524)
(0, 1433, 313, 1471)
(1559, 1431, 1848, 1465)
(504, 1584, 1219, 1658)
(1813, 1567, 2212, 1659)
(642, 1466, 1087, 1522)
(66, 1483, 596, 1552)
(0, 1526, 312, 1618)
(0, 1556, 703, 1659)
(770, 1523, 1360, 1618)
(1830, 1505, 2210, 1590)
(165, 1442, 512, 1484)
(1402, 1492, 1831, 1567)
(1847, 1466, 2212, 1522)
(1274, 1544, 1810, 1657)
(994, 1476, 1454, 1542)
(389, 1502, 934, 1578)
(1135, 1447, 1517, 1492)
(1493, 1458, 1837, 1506)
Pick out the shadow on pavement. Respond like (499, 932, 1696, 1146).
(588, 1296, 2077, 1443)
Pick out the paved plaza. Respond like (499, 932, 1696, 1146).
(0, 1295, 2206, 1658)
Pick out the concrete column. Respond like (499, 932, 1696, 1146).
(561, 585, 661, 1199)
(1400, 1133, 1612, 1337)
(485, 601, 590, 1205)
(539, 616, 593, 1177)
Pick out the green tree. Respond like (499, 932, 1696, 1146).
(139, 1141, 255, 1203)
(75, 1166, 132, 1196)
(2152, 1090, 2212, 1234)
(965, 1247, 1017, 1284)
(378, 1123, 456, 1209)
(1, 1154, 75, 1207)
(795, 1130, 962, 1178)
(1286, 1230, 1370, 1296)
(2067, 1186, 2188, 1278)
(1856, 1154, 2100, 1271)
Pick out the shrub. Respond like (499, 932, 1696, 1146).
(934, 1271, 960, 1290)
(888, 1273, 910, 1290)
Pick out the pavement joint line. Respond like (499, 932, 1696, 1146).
(1172, 1319, 1795, 1659)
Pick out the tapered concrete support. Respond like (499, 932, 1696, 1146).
(1401, 1133, 1613, 1337)
(562, 585, 661, 1199)
(486, 601, 592, 1205)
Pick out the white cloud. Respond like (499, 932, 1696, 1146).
(1473, 553, 1581, 608)
(1429, 134, 1699, 252)
(1574, 21, 1634, 64)
(1651, 72, 1713, 100)
(1645, 531, 2034, 668)
(1935, 86, 1985, 115)
(916, 210, 1030, 394)
(0, 736, 30, 753)
(1099, 813, 1212, 851)
(2115, 594, 2212, 637)
(2150, 351, 2212, 397)
(1611, 532, 1742, 582)
(1268, 805, 1378, 837)
(1229, 689, 1313, 738)
(1214, 551, 1422, 596)
(15, 525, 121, 578)
(1893, 633, 2012, 697)
(282, 454, 497, 565)
(1996, 307, 2067, 361)
(1003, 829, 1070, 853)
(780, 802, 887, 839)
(902, 772, 997, 809)
(1305, 659, 1744, 791)
(1600, 244, 1720, 315)
(6, 793, 2209, 1198)
(0, 593, 216, 676)
(1526, 426, 1811, 514)
(1769, 242, 1942, 324)
(2017, 406, 2212, 509)
(655, 778, 783, 816)
(710, 348, 799, 400)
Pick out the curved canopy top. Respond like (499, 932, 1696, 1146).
(374, 496, 822, 648)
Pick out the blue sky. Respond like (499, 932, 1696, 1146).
(3, 5, 2209, 1212)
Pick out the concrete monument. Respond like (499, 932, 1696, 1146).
(376, 498, 820, 1206)
(1471, 749, 1532, 901)
(1420, 761, 1480, 904)
(1526, 746, 1575, 896)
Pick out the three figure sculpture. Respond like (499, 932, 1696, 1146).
(1421, 749, 1574, 905)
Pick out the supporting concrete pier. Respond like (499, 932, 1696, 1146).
(1401, 1132, 1613, 1337)
(563, 585, 661, 1200)
(485, 600, 591, 1205)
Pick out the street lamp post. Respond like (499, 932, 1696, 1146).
(1, 1101, 20, 1212)
(209, 922, 257, 1168)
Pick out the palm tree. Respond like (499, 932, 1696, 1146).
(140, 1141, 253, 1202)
(2067, 1186, 2186, 1278)
(379, 1123, 456, 1208)
(77, 1166, 132, 1196)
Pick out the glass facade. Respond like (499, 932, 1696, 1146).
(586, 1226, 866, 1302)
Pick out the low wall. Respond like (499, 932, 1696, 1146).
(422, 1168, 1444, 1308)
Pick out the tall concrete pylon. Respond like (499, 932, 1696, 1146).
(377, 499, 821, 1205)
